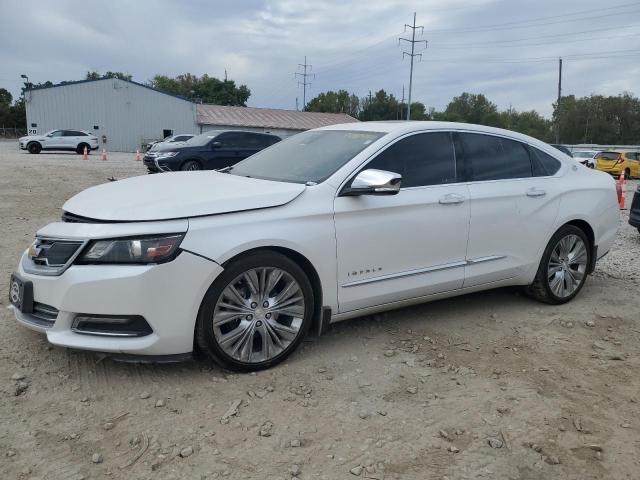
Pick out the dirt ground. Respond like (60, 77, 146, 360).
(1, 139, 639, 480)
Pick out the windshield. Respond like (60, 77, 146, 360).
(228, 130, 385, 184)
(184, 131, 222, 147)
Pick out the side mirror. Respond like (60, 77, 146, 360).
(211, 141, 222, 149)
(342, 169, 402, 196)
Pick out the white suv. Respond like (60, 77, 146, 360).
(9, 122, 618, 371)
(19, 129, 99, 154)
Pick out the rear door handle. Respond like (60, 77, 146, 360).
(526, 188, 546, 197)
(439, 193, 465, 205)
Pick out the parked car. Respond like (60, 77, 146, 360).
(629, 185, 640, 234)
(144, 130, 281, 172)
(572, 150, 598, 168)
(550, 144, 573, 157)
(10, 122, 618, 371)
(145, 134, 195, 152)
(595, 150, 640, 178)
(19, 130, 99, 154)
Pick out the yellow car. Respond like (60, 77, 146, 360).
(595, 150, 640, 178)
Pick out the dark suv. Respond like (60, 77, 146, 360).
(144, 130, 281, 172)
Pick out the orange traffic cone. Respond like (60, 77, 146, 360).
(618, 172, 626, 209)
(101, 148, 107, 161)
(135, 149, 141, 161)
(82, 146, 88, 160)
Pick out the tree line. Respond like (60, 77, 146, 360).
(306, 89, 640, 145)
(4, 69, 640, 145)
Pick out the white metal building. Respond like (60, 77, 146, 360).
(25, 78, 358, 152)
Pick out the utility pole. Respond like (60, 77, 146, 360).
(295, 56, 314, 110)
(555, 57, 562, 144)
(399, 13, 427, 120)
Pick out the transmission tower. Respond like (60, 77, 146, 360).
(399, 13, 427, 120)
(295, 56, 314, 110)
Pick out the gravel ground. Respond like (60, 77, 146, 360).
(1, 139, 639, 480)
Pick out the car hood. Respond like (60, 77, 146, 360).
(63, 172, 306, 221)
(19, 135, 46, 141)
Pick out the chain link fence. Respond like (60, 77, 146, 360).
(0, 127, 27, 138)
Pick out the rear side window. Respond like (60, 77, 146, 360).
(530, 147, 561, 176)
(364, 132, 457, 188)
(216, 132, 246, 148)
(457, 133, 531, 181)
(595, 152, 620, 160)
(63, 130, 84, 136)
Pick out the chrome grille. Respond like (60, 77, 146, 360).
(31, 239, 83, 266)
(22, 237, 87, 276)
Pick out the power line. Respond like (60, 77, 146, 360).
(426, 4, 640, 35)
(399, 12, 427, 120)
(294, 56, 314, 110)
(431, 23, 640, 48)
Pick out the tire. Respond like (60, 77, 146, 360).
(195, 251, 314, 371)
(76, 143, 90, 155)
(525, 225, 591, 305)
(27, 142, 41, 154)
(625, 168, 631, 180)
(181, 160, 201, 171)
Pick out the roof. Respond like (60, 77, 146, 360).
(29, 77, 191, 102)
(318, 120, 565, 156)
(196, 104, 358, 131)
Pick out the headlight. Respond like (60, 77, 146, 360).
(76, 234, 184, 265)
(156, 152, 178, 159)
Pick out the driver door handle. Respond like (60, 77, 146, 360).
(526, 188, 546, 198)
(439, 193, 465, 205)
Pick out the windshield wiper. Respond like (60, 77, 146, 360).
(217, 166, 233, 173)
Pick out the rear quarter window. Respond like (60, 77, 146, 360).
(530, 147, 561, 176)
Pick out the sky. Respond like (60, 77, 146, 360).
(1, 0, 639, 117)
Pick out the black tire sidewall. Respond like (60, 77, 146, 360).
(196, 251, 314, 371)
(537, 225, 591, 304)
(76, 143, 89, 154)
(28, 142, 41, 154)
(181, 160, 201, 171)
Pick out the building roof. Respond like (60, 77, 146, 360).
(196, 104, 358, 131)
(29, 77, 191, 102)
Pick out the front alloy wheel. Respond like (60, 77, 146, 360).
(195, 251, 314, 371)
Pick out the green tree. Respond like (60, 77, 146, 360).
(0, 88, 12, 106)
(305, 90, 360, 117)
(148, 73, 250, 106)
(359, 89, 401, 121)
(442, 92, 501, 126)
(86, 71, 133, 81)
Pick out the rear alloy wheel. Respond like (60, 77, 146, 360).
(28, 142, 41, 154)
(526, 225, 591, 304)
(181, 160, 201, 171)
(195, 251, 314, 371)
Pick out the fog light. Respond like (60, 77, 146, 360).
(71, 314, 152, 337)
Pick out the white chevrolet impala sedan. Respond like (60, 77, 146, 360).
(9, 122, 618, 371)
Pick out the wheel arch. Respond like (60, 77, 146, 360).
(27, 140, 41, 148)
(220, 246, 324, 335)
(180, 158, 203, 169)
(563, 219, 595, 248)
